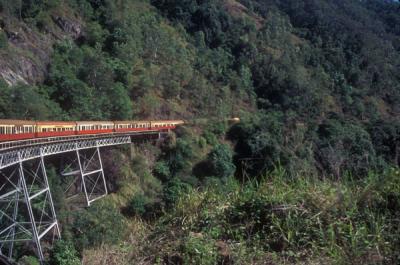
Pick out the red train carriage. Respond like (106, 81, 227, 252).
(76, 121, 114, 135)
(0, 119, 36, 141)
(114, 121, 151, 133)
(150, 120, 184, 131)
(36, 121, 76, 138)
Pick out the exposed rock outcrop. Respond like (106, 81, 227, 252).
(0, 9, 84, 86)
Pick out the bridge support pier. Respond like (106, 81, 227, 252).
(0, 135, 133, 263)
(0, 152, 60, 264)
(76, 145, 107, 207)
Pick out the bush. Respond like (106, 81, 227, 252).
(0, 30, 7, 49)
(127, 194, 148, 217)
(17, 256, 40, 265)
(163, 177, 191, 206)
(207, 144, 236, 179)
(73, 200, 126, 250)
(50, 240, 80, 265)
(182, 236, 218, 265)
(153, 160, 171, 182)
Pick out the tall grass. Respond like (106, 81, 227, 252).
(153, 167, 399, 264)
(82, 167, 399, 264)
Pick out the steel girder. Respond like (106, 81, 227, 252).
(0, 136, 131, 170)
(0, 154, 60, 264)
(0, 135, 133, 264)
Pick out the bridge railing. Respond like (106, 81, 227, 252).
(0, 130, 163, 152)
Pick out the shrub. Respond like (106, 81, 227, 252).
(163, 177, 191, 206)
(50, 240, 80, 265)
(17, 256, 40, 265)
(127, 194, 148, 217)
(153, 160, 171, 182)
(73, 200, 126, 250)
(207, 144, 236, 179)
(0, 30, 7, 49)
(202, 130, 218, 146)
(182, 236, 218, 265)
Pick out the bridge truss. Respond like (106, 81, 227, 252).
(0, 132, 161, 264)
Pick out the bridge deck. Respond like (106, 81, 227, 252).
(0, 130, 163, 170)
(0, 130, 163, 152)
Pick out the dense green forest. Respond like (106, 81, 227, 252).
(0, 0, 399, 264)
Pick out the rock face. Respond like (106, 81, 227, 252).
(0, 10, 84, 86)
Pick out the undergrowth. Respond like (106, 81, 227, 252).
(83, 167, 400, 265)
(145, 168, 400, 264)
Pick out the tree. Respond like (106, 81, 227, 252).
(73, 200, 126, 249)
(208, 144, 236, 179)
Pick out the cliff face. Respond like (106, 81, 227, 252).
(0, 10, 84, 86)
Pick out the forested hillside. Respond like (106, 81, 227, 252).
(0, 0, 399, 264)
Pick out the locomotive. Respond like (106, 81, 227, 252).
(0, 119, 184, 142)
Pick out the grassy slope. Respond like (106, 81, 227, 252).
(81, 166, 400, 264)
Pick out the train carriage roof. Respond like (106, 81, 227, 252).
(76, 121, 114, 125)
(36, 121, 76, 126)
(149, 120, 184, 123)
(0, 119, 36, 126)
(113, 120, 150, 124)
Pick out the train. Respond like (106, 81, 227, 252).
(0, 119, 184, 142)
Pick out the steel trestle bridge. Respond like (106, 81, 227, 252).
(0, 131, 165, 264)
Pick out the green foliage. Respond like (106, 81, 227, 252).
(316, 118, 378, 177)
(85, 21, 108, 47)
(46, 41, 133, 120)
(127, 194, 148, 217)
(0, 82, 64, 120)
(47, 166, 65, 212)
(0, 30, 7, 49)
(207, 144, 236, 179)
(72, 200, 126, 250)
(17, 256, 40, 265)
(182, 236, 218, 265)
(166, 138, 195, 175)
(163, 177, 191, 206)
(153, 160, 171, 182)
(153, 169, 400, 264)
(50, 240, 80, 265)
